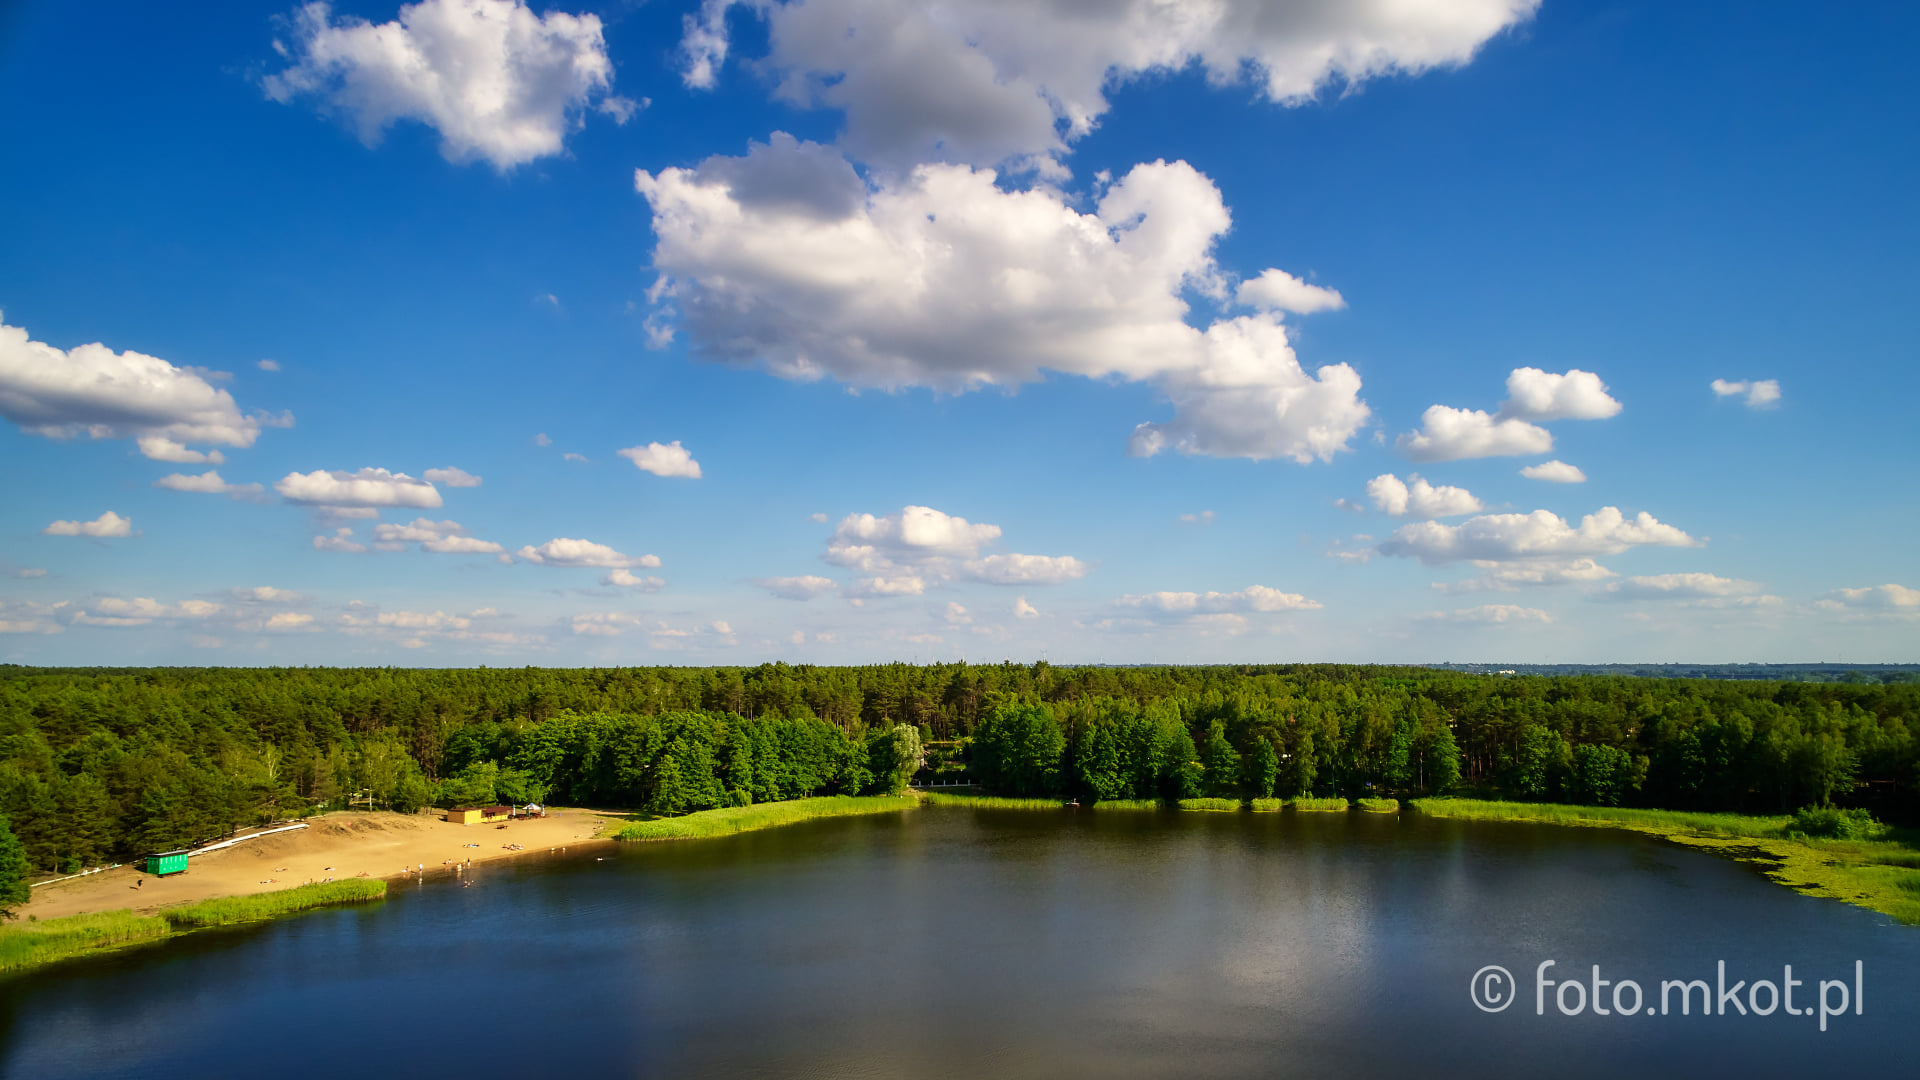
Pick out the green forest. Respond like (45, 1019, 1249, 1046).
(2, 662, 1915, 879)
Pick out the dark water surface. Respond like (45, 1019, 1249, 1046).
(4, 806, 1915, 1079)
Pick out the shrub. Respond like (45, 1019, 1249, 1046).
(1788, 805, 1879, 841)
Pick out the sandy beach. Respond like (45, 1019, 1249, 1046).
(23, 809, 625, 920)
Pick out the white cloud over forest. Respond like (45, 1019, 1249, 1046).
(638, 141, 1368, 462)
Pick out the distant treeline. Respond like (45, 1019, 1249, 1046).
(0, 663, 1914, 876)
(1431, 663, 1920, 684)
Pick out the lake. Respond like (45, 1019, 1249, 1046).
(4, 805, 1914, 1078)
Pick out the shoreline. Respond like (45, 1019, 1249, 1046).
(21, 807, 625, 923)
(1407, 797, 1920, 926)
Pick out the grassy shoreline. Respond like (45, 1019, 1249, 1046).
(610, 794, 918, 841)
(1410, 798, 1920, 925)
(1, 879, 389, 977)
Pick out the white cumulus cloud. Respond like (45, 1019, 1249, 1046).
(1396, 405, 1552, 463)
(961, 553, 1089, 586)
(1117, 584, 1321, 617)
(517, 537, 658, 568)
(1235, 268, 1345, 315)
(44, 511, 133, 538)
(618, 440, 703, 478)
(423, 466, 482, 487)
(1497, 367, 1622, 421)
(1520, 460, 1586, 483)
(681, 0, 1539, 172)
(1600, 573, 1764, 601)
(154, 470, 266, 500)
(1419, 604, 1552, 625)
(1, 319, 284, 458)
(137, 438, 226, 465)
(1712, 378, 1781, 409)
(1379, 507, 1699, 566)
(752, 575, 839, 600)
(313, 527, 368, 553)
(1432, 559, 1615, 593)
(262, 0, 634, 170)
(844, 575, 927, 598)
(602, 568, 666, 589)
(1364, 473, 1482, 518)
(1399, 367, 1621, 462)
(638, 142, 1367, 462)
(371, 518, 506, 555)
(1818, 584, 1920, 613)
(276, 467, 442, 508)
(1014, 596, 1040, 620)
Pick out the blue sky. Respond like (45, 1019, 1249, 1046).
(2, 0, 1915, 665)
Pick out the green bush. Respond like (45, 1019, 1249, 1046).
(1788, 805, 1879, 841)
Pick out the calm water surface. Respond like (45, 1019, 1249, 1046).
(4, 806, 1914, 1079)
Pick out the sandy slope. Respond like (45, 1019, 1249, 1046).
(23, 809, 623, 920)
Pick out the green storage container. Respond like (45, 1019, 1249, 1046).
(144, 850, 189, 876)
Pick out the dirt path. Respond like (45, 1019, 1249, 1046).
(23, 809, 625, 920)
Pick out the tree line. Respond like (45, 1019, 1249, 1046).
(0, 663, 1913, 879)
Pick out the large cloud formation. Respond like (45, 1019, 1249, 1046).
(638, 140, 1368, 461)
(680, 0, 1538, 172)
(263, 0, 636, 170)
(0, 319, 288, 461)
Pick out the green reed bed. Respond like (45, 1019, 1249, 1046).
(1249, 798, 1284, 812)
(160, 879, 387, 929)
(613, 795, 917, 841)
(1289, 797, 1352, 813)
(1356, 798, 1401, 813)
(922, 791, 1164, 811)
(1409, 798, 1795, 838)
(1177, 798, 1242, 812)
(0, 909, 170, 975)
(1410, 798, 1920, 925)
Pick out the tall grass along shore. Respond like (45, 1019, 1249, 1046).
(160, 879, 387, 929)
(611, 795, 917, 841)
(1411, 798, 1920, 925)
(1, 879, 387, 976)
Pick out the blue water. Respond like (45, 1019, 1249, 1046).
(3, 807, 1914, 1079)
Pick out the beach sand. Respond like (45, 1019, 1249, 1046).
(23, 809, 624, 920)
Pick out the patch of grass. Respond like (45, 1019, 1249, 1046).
(1178, 798, 1242, 812)
(0, 909, 170, 975)
(613, 795, 917, 840)
(1356, 797, 1401, 813)
(1410, 798, 1920, 926)
(1249, 798, 1284, 812)
(922, 791, 1164, 811)
(1409, 798, 1792, 838)
(162, 879, 387, 929)
(1289, 797, 1351, 813)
